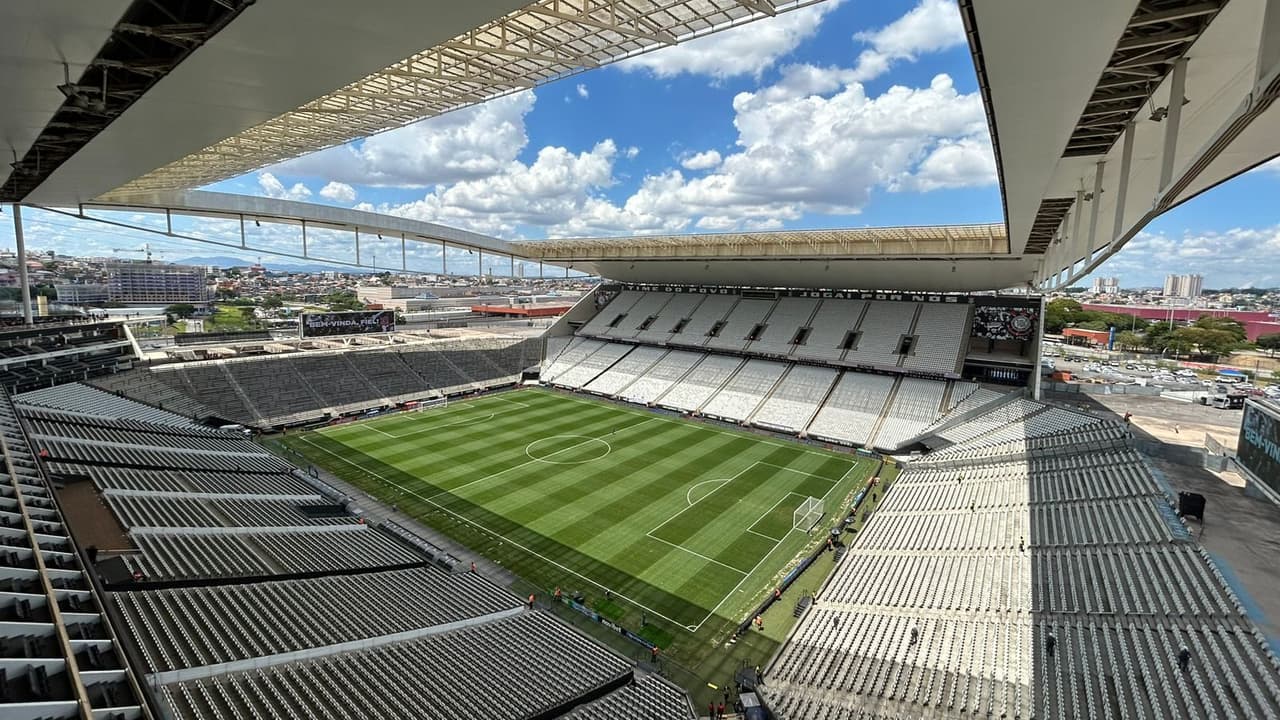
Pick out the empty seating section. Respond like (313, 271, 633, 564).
(39, 437, 291, 474)
(668, 294, 737, 347)
(902, 302, 971, 374)
(763, 413, 1280, 720)
(748, 297, 818, 355)
(752, 365, 838, 433)
(635, 293, 705, 344)
(934, 399, 1048, 445)
(22, 409, 260, 455)
(806, 372, 895, 445)
(870, 377, 946, 450)
(343, 351, 424, 397)
(561, 674, 695, 719)
(0, 384, 145, 717)
(701, 359, 787, 422)
(17, 381, 199, 427)
(226, 359, 322, 418)
(795, 298, 865, 362)
(142, 338, 535, 426)
(657, 354, 742, 411)
(583, 345, 668, 396)
(125, 527, 425, 582)
(543, 338, 605, 382)
(619, 350, 704, 404)
(106, 494, 352, 529)
(603, 291, 672, 338)
(161, 612, 631, 720)
(845, 300, 918, 368)
(63, 466, 315, 496)
(118, 567, 519, 672)
(578, 290, 643, 335)
(155, 363, 257, 422)
(291, 354, 383, 407)
(552, 342, 634, 389)
(704, 298, 775, 352)
(90, 367, 216, 419)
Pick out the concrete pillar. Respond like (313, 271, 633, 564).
(12, 204, 33, 325)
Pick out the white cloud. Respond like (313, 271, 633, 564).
(318, 181, 356, 204)
(1100, 226, 1280, 288)
(625, 146, 640, 159)
(269, 92, 535, 187)
(1251, 156, 1280, 174)
(358, 140, 621, 238)
(681, 150, 722, 171)
(851, 0, 966, 82)
(257, 172, 312, 201)
(619, 1, 840, 80)
(908, 136, 997, 191)
(576, 83, 589, 99)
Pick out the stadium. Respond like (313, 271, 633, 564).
(3, 2, 1280, 720)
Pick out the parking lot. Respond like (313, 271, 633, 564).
(1042, 346, 1279, 401)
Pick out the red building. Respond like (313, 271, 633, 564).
(1063, 327, 1111, 347)
(1082, 304, 1280, 341)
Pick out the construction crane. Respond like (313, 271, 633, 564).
(112, 243, 158, 263)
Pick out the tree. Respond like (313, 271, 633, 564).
(1115, 331, 1144, 351)
(1193, 315, 1247, 342)
(1172, 326, 1240, 360)
(1258, 333, 1280, 357)
(164, 303, 196, 319)
(323, 290, 365, 312)
(261, 294, 284, 309)
(1044, 298, 1084, 333)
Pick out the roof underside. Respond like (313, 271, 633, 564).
(100, 0, 825, 199)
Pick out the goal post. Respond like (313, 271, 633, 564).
(793, 496, 823, 533)
(412, 396, 448, 412)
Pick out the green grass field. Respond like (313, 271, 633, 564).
(282, 388, 883, 692)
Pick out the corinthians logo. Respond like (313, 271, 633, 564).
(1008, 311, 1034, 337)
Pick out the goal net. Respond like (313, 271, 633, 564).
(413, 397, 448, 412)
(793, 496, 823, 532)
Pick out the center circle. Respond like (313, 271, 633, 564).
(525, 435, 612, 464)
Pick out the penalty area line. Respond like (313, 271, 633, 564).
(298, 433, 697, 632)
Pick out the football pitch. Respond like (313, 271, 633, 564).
(288, 388, 878, 633)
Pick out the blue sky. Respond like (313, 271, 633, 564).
(5, 0, 1280, 287)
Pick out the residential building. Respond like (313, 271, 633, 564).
(1091, 277, 1120, 295)
(107, 262, 209, 305)
(1162, 273, 1203, 298)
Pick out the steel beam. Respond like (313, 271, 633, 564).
(1112, 121, 1135, 243)
(1158, 57, 1188, 191)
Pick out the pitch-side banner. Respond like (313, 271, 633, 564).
(300, 310, 396, 337)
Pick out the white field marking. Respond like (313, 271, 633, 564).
(343, 393, 537, 440)
(644, 533, 747, 576)
(361, 411, 497, 439)
(757, 461, 844, 480)
(298, 433, 695, 631)
(320, 392, 540, 438)
(652, 461, 837, 538)
(685, 478, 730, 507)
(649, 462, 757, 537)
(692, 457, 863, 633)
(426, 416, 659, 501)
(535, 389, 866, 462)
(746, 491, 808, 543)
(524, 435, 612, 464)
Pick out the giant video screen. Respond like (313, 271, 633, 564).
(301, 310, 396, 337)
(1239, 400, 1280, 495)
(972, 303, 1039, 341)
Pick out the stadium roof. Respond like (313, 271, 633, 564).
(4, 0, 1280, 292)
